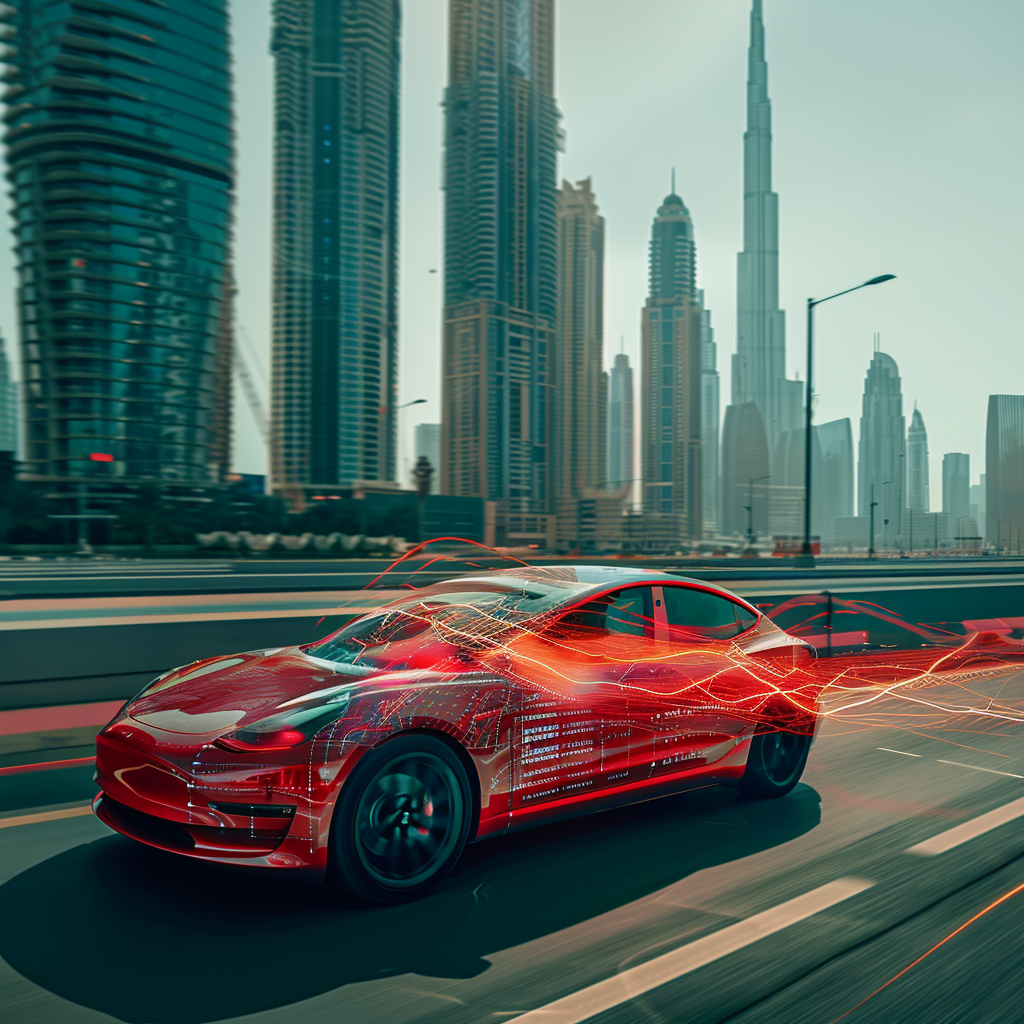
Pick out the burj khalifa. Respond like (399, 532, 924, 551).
(732, 0, 802, 455)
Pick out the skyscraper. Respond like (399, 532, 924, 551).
(858, 347, 906, 550)
(270, 0, 401, 495)
(0, 331, 16, 456)
(640, 189, 701, 535)
(907, 406, 930, 512)
(441, 0, 558, 515)
(555, 178, 605, 500)
(971, 474, 987, 541)
(817, 418, 854, 543)
(986, 395, 1024, 552)
(942, 452, 970, 538)
(699, 290, 720, 536)
(608, 352, 635, 503)
(732, 0, 801, 456)
(3, 0, 235, 483)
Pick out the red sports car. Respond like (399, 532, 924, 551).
(94, 566, 820, 902)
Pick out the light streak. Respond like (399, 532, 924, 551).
(830, 879, 1024, 1023)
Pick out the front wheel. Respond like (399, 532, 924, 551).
(330, 734, 472, 903)
(737, 727, 812, 798)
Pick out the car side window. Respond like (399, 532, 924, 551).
(661, 586, 754, 641)
(555, 587, 653, 638)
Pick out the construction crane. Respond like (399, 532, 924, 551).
(233, 320, 268, 443)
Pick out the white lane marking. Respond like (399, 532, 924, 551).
(878, 747, 922, 757)
(907, 795, 1024, 856)
(936, 760, 1024, 780)
(0, 607, 379, 630)
(0, 805, 93, 829)
(507, 878, 874, 1024)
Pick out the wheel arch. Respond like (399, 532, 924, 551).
(334, 727, 483, 846)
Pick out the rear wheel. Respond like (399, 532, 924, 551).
(738, 727, 812, 798)
(331, 734, 472, 903)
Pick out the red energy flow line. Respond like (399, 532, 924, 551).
(0, 756, 95, 777)
(830, 878, 1024, 1022)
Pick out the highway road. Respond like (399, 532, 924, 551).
(3, 556, 1023, 708)
(0, 556, 1022, 1023)
(1, 686, 1023, 1023)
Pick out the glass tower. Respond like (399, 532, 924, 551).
(640, 189, 701, 535)
(441, 0, 559, 515)
(3, 0, 235, 483)
(270, 0, 401, 493)
(985, 396, 1024, 551)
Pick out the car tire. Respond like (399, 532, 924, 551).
(330, 734, 472, 904)
(737, 726, 812, 799)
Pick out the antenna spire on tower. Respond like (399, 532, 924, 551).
(671, 167, 676, 194)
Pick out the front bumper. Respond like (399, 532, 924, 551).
(93, 729, 343, 871)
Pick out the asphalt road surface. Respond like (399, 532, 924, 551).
(1, 679, 1023, 1024)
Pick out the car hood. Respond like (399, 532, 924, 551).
(123, 647, 378, 736)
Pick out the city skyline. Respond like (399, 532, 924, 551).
(0, 0, 1019, 515)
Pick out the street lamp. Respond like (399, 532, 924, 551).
(868, 478, 892, 559)
(744, 474, 770, 553)
(394, 398, 427, 485)
(802, 274, 897, 561)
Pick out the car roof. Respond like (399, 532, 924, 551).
(456, 565, 759, 613)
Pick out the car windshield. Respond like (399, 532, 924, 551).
(302, 575, 587, 666)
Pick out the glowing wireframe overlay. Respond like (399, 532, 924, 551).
(305, 540, 1024, 736)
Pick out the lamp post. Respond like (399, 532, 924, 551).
(868, 478, 893, 559)
(802, 274, 896, 562)
(744, 474, 770, 554)
(395, 398, 427, 485)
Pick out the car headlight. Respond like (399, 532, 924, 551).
(214, 689, 353, 752)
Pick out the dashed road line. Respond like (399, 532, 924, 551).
(936, 760, 1024, 780)
(878, 747, 921, 757)
(507, 878, 874, 1024)
(908, 795, 1024, 856)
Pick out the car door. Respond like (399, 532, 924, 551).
(510, 586, 656, 812)
(627, 583, 759, 780)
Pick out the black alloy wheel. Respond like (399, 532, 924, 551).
(737, 726, 813, 798)
(331, 734, 472, 903)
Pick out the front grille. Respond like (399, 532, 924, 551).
(103, 795, 195, 850)
(208, 802, 296, 819)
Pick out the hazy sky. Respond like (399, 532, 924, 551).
(3, 0, 1021, 510)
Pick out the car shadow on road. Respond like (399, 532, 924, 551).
(0, 783, 820, 1024)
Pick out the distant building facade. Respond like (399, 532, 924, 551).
(721, 402, 770, 537)
(0, 332, 16, 456)
(907, 406, 930, 512)
(699, 290, 720, 536)
(858, 348, 906, 550)
(555, 178, 605, 501)
(414, 423, 441, 494)
(816, 418, 854, 544)
(270, 0, 401, 494)
(986, 396, 1024, 552)
(640, 190, 701, 537)
(942, 453, 970, 537)
(441, 0, 558, 517)
(3, 0, 235, 484)
(971, 474, 986, 541)
(607, 352, 635, 504)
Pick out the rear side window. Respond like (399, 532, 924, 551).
(555, 587, 654, 638)
(661, 586, 756, 641)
